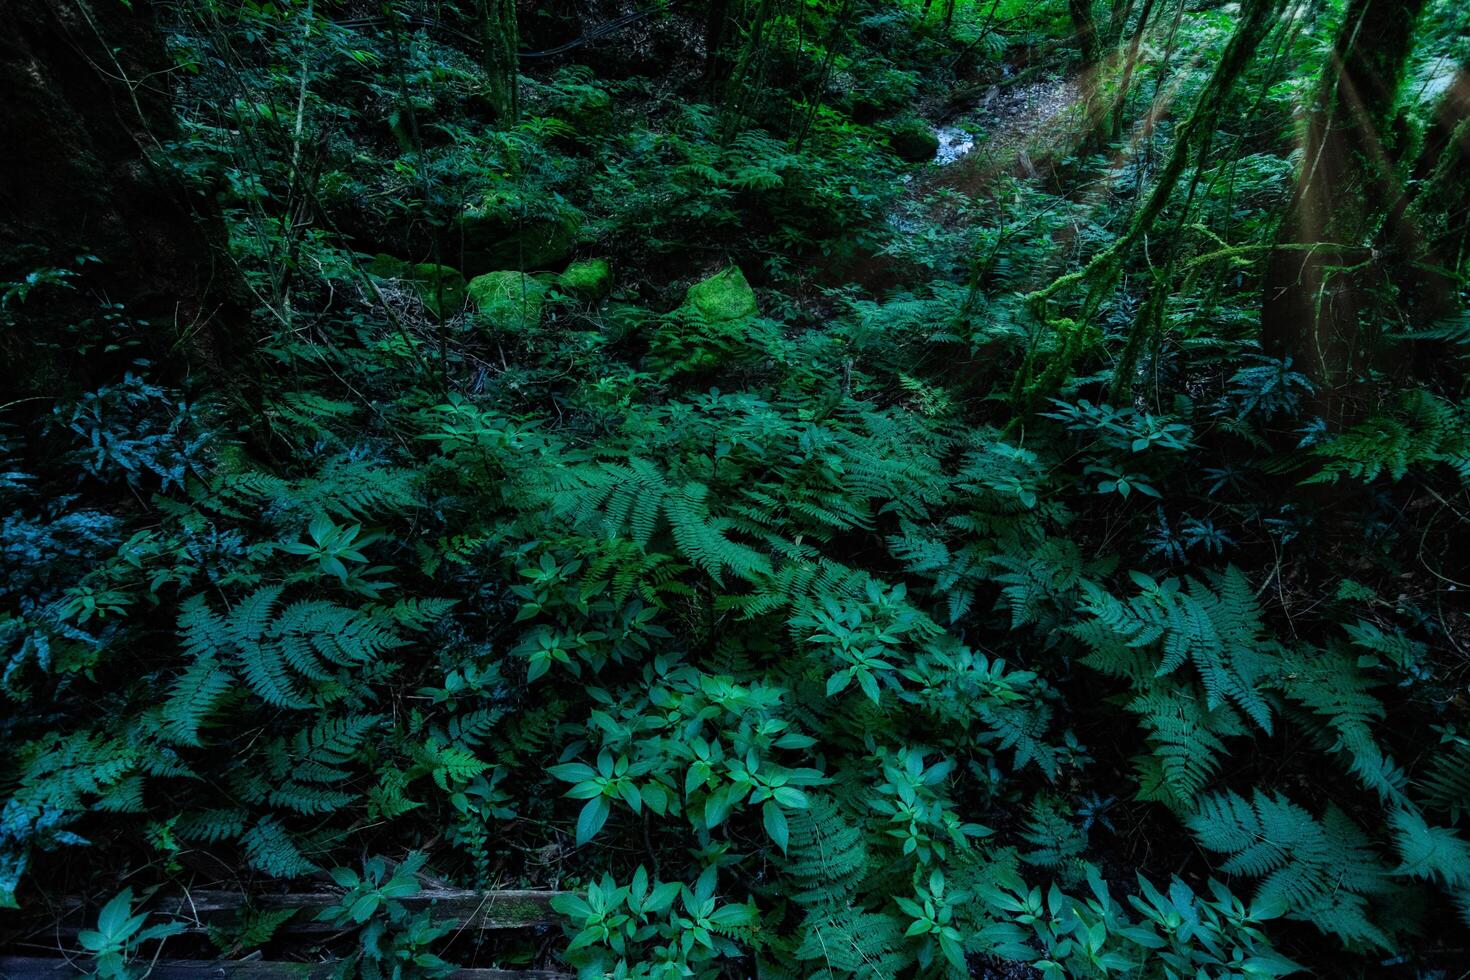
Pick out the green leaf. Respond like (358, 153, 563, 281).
(763, 799, 789, 853)
(548, 763, 597, 783)
(576, 795, 611, 846)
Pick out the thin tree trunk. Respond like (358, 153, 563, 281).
(703, 0, 734, 91)
(1070, 0, 1104, 146)
(1385, 57, 1470, 327)
(1109, 0, 1159, 141)
(720, 0, 775, 142)
(1107, 0, 1137, 45)
(1141, 0, 1187, 166)
(1022, 0, 1283, 404)
(792, 0, 854, 152)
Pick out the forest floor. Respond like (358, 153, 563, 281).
(845, 71, 1081, 296)
(924, 74, 1083, 193)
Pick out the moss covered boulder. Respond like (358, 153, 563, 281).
(468, 271, 549, 332)
(368, 253, 410, 279)
(681, 266, 758, 322)
(885, 119, 939, 163)
(369, 255, 466, 317)
(653, 266, 762, 375)
(557, 258, 613, 302)
(457, 201, 582, 273)
(408, 263, 467, 317)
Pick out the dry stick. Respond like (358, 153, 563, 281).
(1015, 0, 1283, 405)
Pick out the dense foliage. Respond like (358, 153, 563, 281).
(2, 0, 1469, 976)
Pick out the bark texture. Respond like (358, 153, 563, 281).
(1260, 0, 1429, 418)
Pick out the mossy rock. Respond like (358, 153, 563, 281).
(885, 119, 939, 163)
(468, 271, 549, 332)
(557, 258, 613, 301)
(457, 204, 582, 273)
(368, 255, 466, 316)
(408, 263, 466, 317)
(681, 266, 757, 323)
(368, 253, 411, 278)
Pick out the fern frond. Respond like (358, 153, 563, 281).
(162, 656, 233, 745)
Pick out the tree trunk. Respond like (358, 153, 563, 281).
(1109, 0, 1158, 141)
(704, 0, 734, 91)
(477, 0, 520, 122)
(1259, 0, 1429, 421)
(0, 0, 247, 399)
(719, 0, 775, 142)
(1022, 0, 1283, 404)
(1070, 0, 1105, 148)
(1386, 57, 1470, 327)
(1106, 0, 1137, 45)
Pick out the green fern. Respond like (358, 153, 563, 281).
(1075, 567, 1275, 732)
(161, 655, 233, 745)
(1277, 646, 1403, 802)
(1306, 391, 1470, 484)
(240, 816, 317, 878)
(790, 910, 909, 979)
(553, 458, 772, 583)
(1416, 736, 1470, 820)
(176, 588, 407, 711)
(1127, 686, 1247, 806)
(779, 795, 868, 908)
(1187, 789, 1392, 947)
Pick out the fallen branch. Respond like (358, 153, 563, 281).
(37, 888, 563, 938)
(0, 957, 572, 980)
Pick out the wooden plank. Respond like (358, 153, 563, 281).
(0, 956, 572, 980)
(38, 888, 562, 937)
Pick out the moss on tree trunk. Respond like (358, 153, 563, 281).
(1259, 0, 1429, 422)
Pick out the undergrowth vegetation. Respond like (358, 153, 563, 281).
(2, 0, 1469, 976)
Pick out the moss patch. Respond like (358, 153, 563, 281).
(468, 271, 549, 332)
(409, 263, 466, 317)
(681, 266, 758, 323)
(557, 259, 613, 301)
(885, 119, 939, 163)
(458, 202, 582, 272)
